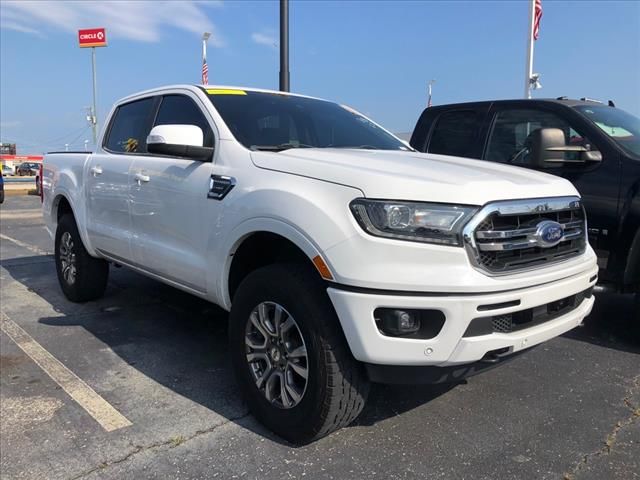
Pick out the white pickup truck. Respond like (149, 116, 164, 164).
(43, 85, 598, 442)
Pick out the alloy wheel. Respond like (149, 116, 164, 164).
(244, 301, 309, 409)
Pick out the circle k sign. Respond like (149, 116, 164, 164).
(78, 28, 107, 48)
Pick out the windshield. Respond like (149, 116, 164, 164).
(574, 105, 640, 157)
(205, 89, 408, 151)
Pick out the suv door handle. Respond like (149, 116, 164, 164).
(90, 165, 103, 176)
(134, 172, 150, 184)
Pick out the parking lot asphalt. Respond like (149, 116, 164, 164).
(1, 195, 638, 480)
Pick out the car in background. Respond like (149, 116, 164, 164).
(0, 170, 4, 204)
(410, 98, 640, 320)
(16, 162, 41, 176)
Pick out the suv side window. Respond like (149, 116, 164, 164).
(486, 109, 592, 164)
(154, 95, 214, 148)
(428, 110, 479, 158)
(104, 97, 155, 154)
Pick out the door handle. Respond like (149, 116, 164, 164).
(90, 165, 103, 176)
(134, 172, 150, 184)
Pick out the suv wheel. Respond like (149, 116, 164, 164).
(229, 263, 369, 443)
(55, 214, 109, 302)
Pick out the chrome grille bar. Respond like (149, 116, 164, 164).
(462, 196, 587, 276)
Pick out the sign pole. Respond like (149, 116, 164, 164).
(91, 46, 98, 145)
(78, 27, 107, 147)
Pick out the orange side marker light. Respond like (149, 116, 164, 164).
(312, 255, 334, 280)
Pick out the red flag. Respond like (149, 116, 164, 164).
(202, 58, 209, 85)
(533, 0, 543, 40)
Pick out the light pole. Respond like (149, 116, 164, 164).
(202, 32, 211, 85)
(279, 0, 290, 92)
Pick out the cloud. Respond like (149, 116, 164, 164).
(251, 31, 277, 49)
(0, 1, 224, 45)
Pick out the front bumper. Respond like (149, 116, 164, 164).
(327, 263, 597, 367)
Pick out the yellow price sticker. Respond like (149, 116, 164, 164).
(206, 89, 247, 95)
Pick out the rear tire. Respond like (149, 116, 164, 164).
(229, 263, 369, 443)
(55, 214, 109, 302)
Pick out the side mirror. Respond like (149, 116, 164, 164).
(528, 128, 601, 168)
(147, 124, 213, 161)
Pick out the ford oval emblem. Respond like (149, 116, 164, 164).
(535, 220, 564, 248)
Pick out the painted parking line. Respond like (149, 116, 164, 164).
(0, 312, 132, 432)
(0, 209, 44, 220)
(0, 233, 52, 255)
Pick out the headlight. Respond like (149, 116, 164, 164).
(349, 199, 478, 246)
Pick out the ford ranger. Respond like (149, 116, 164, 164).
(43, 85, 598, 442)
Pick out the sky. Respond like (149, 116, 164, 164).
(1, 0, 639, 154)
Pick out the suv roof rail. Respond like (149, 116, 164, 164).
(580, 97, 603, 104)
(556, 96, 568, 100)
(608, 100, 616, 107)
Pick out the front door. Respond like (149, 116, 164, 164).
(129, 93, 217, 292)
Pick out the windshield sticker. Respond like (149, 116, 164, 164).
(206, 89, 247, 95)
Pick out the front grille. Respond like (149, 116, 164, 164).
(492, 314, 513, 333)
(464, 197, 587, 274)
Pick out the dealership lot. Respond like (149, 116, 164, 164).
(1, 195, 638, 480)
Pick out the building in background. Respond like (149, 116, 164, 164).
(1, 143, 17, 155)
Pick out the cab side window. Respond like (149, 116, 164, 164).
(154, 95, 214, 148)
(428, 110, 479, 158)
(485, 109, 592, 165)
(104, 98, 155, 154)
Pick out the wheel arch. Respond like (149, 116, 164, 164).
(220, 219, 331, 309)
(49, 192, 96, 257)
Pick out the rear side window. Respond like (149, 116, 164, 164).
(428, 111, 479, 158)
(105, 98, 155, 154)
(154, 95, 214, 148)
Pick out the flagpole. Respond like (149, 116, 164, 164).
(202, 32, 211, 85)
(524, 0, 535, 99)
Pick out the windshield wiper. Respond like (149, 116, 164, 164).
(250, 143, 315, 152)
(331, 145, 382, 150)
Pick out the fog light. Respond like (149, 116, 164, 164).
(377, 309, 421, 336)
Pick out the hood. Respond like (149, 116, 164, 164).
(250, 148, 578, 205)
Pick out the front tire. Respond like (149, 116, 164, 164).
(229, 264, 369, 443)
(55, 214, 109, 302)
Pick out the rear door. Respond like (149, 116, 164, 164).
(411, 104, 489, 159)
(129, 91, 217, 292)
(86, 97, 156, 261)
(482, 103, 621, 269)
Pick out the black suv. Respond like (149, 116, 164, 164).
(410, 98, 640, 316)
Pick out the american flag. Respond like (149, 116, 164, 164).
(202, 58, 209, 85)
(533, 0, 543, 40)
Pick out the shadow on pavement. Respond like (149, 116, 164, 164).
(562, 292, 640, 354)
(2, 255, 453, 445)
